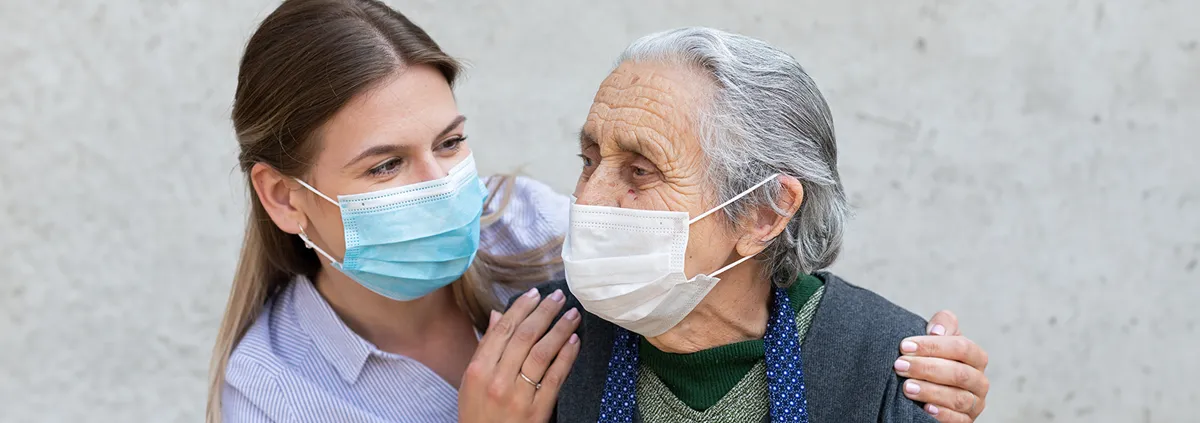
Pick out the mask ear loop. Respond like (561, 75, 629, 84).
(690, 173, 783, 278)
(708, 251, 761, 278)
(297, 223, 341, 266)
(293, 178, 340, 206)
(291, 179, 342, 265)
(688, 173, 782, 224)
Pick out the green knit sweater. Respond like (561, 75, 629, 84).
(636, 275, 825, 422)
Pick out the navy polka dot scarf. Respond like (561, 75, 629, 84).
(597, 287, 811, 423)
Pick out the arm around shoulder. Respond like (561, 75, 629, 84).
(881, 368, 940, 423)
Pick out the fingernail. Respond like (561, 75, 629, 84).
(564, 308, 579, 320)
(569, 334, 579, 344)
(930, 324, 946, 336)
(549, 289, 564, 303)
(894, 358, 910, 372)
(905, 381, 920, 395)
(926, 404, 940, 416)
(524, 288, 539, 298)
(489, 310, 501, 326)
(901, 340, 918, 354)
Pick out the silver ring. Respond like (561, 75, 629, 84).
(519, 372, 542, 390)
(968, 396, 978, 415)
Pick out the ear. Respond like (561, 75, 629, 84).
(250, 162, 308, 235)
(735, 175, 804, 257)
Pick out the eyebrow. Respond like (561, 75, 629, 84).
(578, 126, 654, 159)
(344, 115, 467, 167)
(578, 126, 598, 149)
(437, 115, 468, 140)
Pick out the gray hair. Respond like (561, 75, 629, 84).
(617, 27, 850, 286)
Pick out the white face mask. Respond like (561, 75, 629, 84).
(561, 174, 781, 337)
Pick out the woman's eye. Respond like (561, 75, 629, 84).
(632, 166, 650, 177)
(368, 158, 403, 176)
(578, 154, 594, 168)
(437, 136, 467, 151)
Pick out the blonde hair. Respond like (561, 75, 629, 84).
(206, 1, 561, 421)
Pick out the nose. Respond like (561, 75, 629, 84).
(411, 154, 450, 183)
(574, 165, 625, 207)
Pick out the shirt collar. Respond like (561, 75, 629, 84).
(289, 276, 374, 384)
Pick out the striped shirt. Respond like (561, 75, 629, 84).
(222, 176, 569, 422)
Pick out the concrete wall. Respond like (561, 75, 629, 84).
(2, 0, 1196, 421)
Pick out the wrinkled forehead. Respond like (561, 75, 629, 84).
(583, 61, 715, 161)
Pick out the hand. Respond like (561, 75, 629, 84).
(894, 310, 990, 423)
(458, 288, 582, 423)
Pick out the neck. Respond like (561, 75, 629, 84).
(645, 262, 771, 353)
(313, 267, 473, 354)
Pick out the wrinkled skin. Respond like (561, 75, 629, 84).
(573, 61, 989, 422)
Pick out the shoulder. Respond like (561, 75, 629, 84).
(807, 272, 926, 369)
(816, 272, 928, 340)
(227, 303, 290, 388)
(504, 280, 579, 321)
(482, 175, 568, 209)
(804, 272, 934, 422)
(223, 303, 295, 422)
(480, 175, 568, 257)
(515, 280, 614, 423)
(482, 175, 569, 232)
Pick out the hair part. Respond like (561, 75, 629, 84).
(617, 27, 850, 286)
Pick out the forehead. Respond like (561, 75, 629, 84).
(318, 66, 458, 160)
(584, 61, 713, 154)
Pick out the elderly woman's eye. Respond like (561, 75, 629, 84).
(368, 158, 403, 176)
(631, 166, 651, 177)
(578, 154, 594, 168)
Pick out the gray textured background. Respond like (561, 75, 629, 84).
(1, 0, 1197, 422)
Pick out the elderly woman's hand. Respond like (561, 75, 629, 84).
(893, 310, 990, 423)
(458, 288, 582, 423)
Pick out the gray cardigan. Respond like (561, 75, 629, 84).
(519, 272, 937, 423)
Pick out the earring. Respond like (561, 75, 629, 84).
(297, 223, 313, 249)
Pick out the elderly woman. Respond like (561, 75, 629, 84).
(521, 28, 983, 422)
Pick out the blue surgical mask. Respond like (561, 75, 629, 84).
(293, 154, 488, 301)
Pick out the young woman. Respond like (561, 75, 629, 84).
(207, 1, 990, 422)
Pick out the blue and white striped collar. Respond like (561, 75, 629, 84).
(288, 277, 374, 384)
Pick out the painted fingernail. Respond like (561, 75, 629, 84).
(930, 324, 946, 336)
(569, 334, 580, 344)
(549, 289, 565, 303)
(905, 381, 920, 395)
(524, 288, 539, 298)
(894, 358, 911, 372)
(564, 308, 580, 320)
(926, 404, 940, 415)
(901, 340, 918, 353)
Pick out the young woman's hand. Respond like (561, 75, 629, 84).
(458, 288, 582, 423)
(894, 310, 991, 423)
